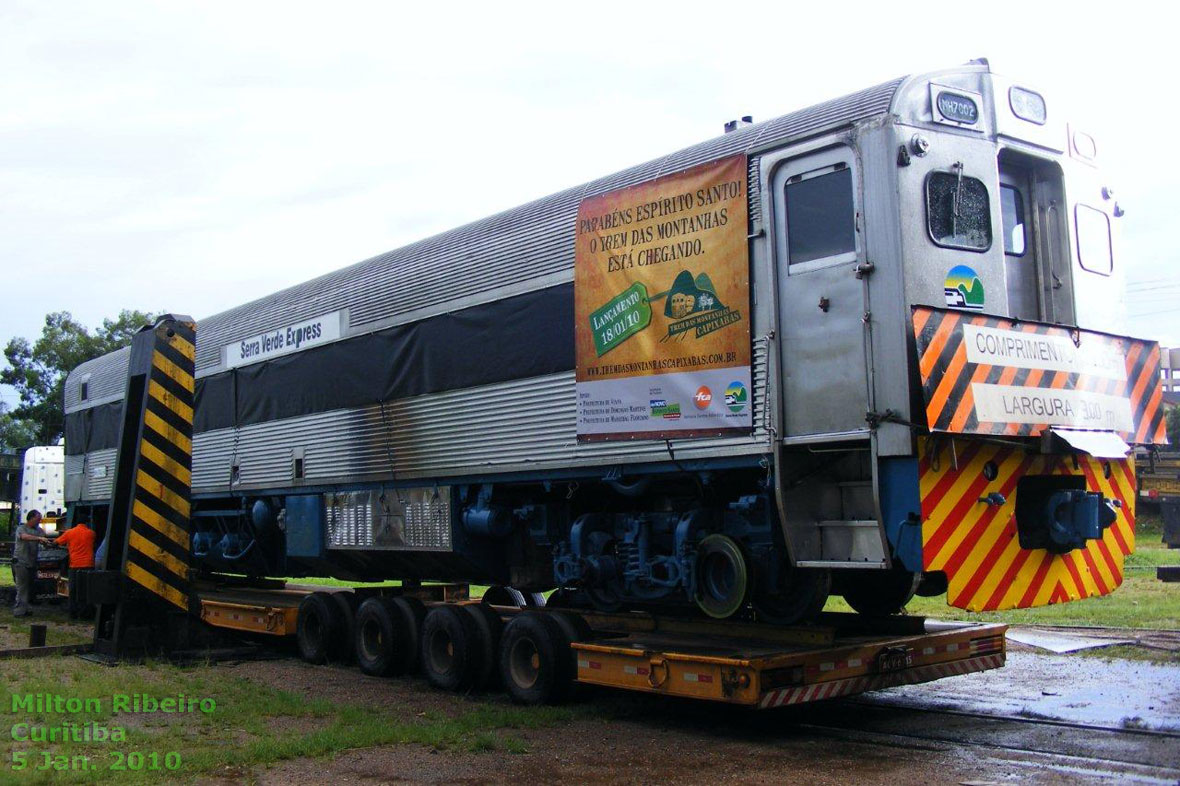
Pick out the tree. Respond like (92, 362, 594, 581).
(0, 402, 39, 452)
(1, 310, 157, 445)
(1167, 405, 1180, 449)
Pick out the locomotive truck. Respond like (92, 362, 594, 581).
(63, 59, 1167, 646)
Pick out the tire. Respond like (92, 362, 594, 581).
(355, 597, 414, 677)
(481, 585, 527, 607)
(498, 612, 573, 706)
(546, 610, 592, 703)
(753, 566, 831, 626)
(462, 603, 505, 691)
(694, 534, 750, 619)
(296, 592, 341, 665)
(329, 592, 359, 663)
(547, 609, 593, 644)
(392, 596, 427, 674)
(841, 569, 921, 617)
(420, 605, 479, 692)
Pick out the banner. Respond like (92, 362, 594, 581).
(575, 155, 752, 441)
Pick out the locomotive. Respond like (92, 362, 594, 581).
(63, 59, 1166, 624)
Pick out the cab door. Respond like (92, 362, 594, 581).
(998, 166, 1040, 321)
(770, 147, 870, 439)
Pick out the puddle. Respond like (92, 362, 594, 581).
(860, 651, 1180, 731)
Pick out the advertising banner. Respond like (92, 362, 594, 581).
(575, 155, 752, 441)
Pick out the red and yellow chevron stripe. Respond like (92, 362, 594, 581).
(919, 436, 1136, 611)
(912, 306, 1167, 445)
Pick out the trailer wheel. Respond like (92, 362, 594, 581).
(841, 569, 920, 617)
(753, 566, 830, 626)
(392, 596, 427, 673)
(355, 597, 414, 676)
(327, 592, 359, 663)
(462, 603, 504, 690)
(499, 612, 572, 705)
(481, 585, 527, 607)
(421, 605, 479, 692)
(296, 592, 342, 664)
(694, 534, 750, 619)
(546, 611, 592, 702)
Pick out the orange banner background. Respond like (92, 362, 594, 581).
(574, 155, 751, 383)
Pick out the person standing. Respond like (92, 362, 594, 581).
(54, 518, 97, 618)
(12, 510, 50, 618)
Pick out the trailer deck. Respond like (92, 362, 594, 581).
(570, 613, 1005, 708)
(188, 579, 1006, 709)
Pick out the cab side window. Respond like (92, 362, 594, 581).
(784, 163, 856, 266)
(1075, 205, 1112, 275)
(1000, 185, 1026, 256)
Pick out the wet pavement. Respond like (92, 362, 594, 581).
(861, 649, 1180, 732)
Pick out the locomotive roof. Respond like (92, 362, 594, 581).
(65, 63, 997, 412)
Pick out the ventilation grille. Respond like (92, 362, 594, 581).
(325, 488, 452, 551)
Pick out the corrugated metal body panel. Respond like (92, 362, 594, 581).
(64, 347, 130, 413)
(73, 339, 771, 497)
(62, 78, 900, 481)
(64, 448, 118, 502)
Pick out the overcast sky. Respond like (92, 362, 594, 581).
(2, 2, 1177, 411)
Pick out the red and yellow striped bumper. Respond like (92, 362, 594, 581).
(919, 436, 1136, 611)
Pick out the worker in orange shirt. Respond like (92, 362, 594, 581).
(54, 518, 97, 619)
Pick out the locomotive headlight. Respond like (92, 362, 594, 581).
(1009, 86, 1047, 125)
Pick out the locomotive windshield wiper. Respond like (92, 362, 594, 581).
(951, 161, 965, 238)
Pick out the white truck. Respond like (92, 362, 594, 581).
(20, 444, 65, 524)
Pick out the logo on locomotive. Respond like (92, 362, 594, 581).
(944, 264, 985, 310)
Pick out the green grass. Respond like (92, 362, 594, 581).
(0, 658, 580, 784)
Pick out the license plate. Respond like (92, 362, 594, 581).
(877, 647, 913, 673)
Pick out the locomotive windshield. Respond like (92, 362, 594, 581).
(926, 169, 992, 251)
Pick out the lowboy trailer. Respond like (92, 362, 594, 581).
(194, 579, 1008, 708)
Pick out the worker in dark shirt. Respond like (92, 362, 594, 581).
(54, 519, 97, 618)
(12, 510, 51, 617)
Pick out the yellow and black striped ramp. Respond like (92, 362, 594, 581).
(912, 306, 1167, 445)
(121, 317, 197, 612)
